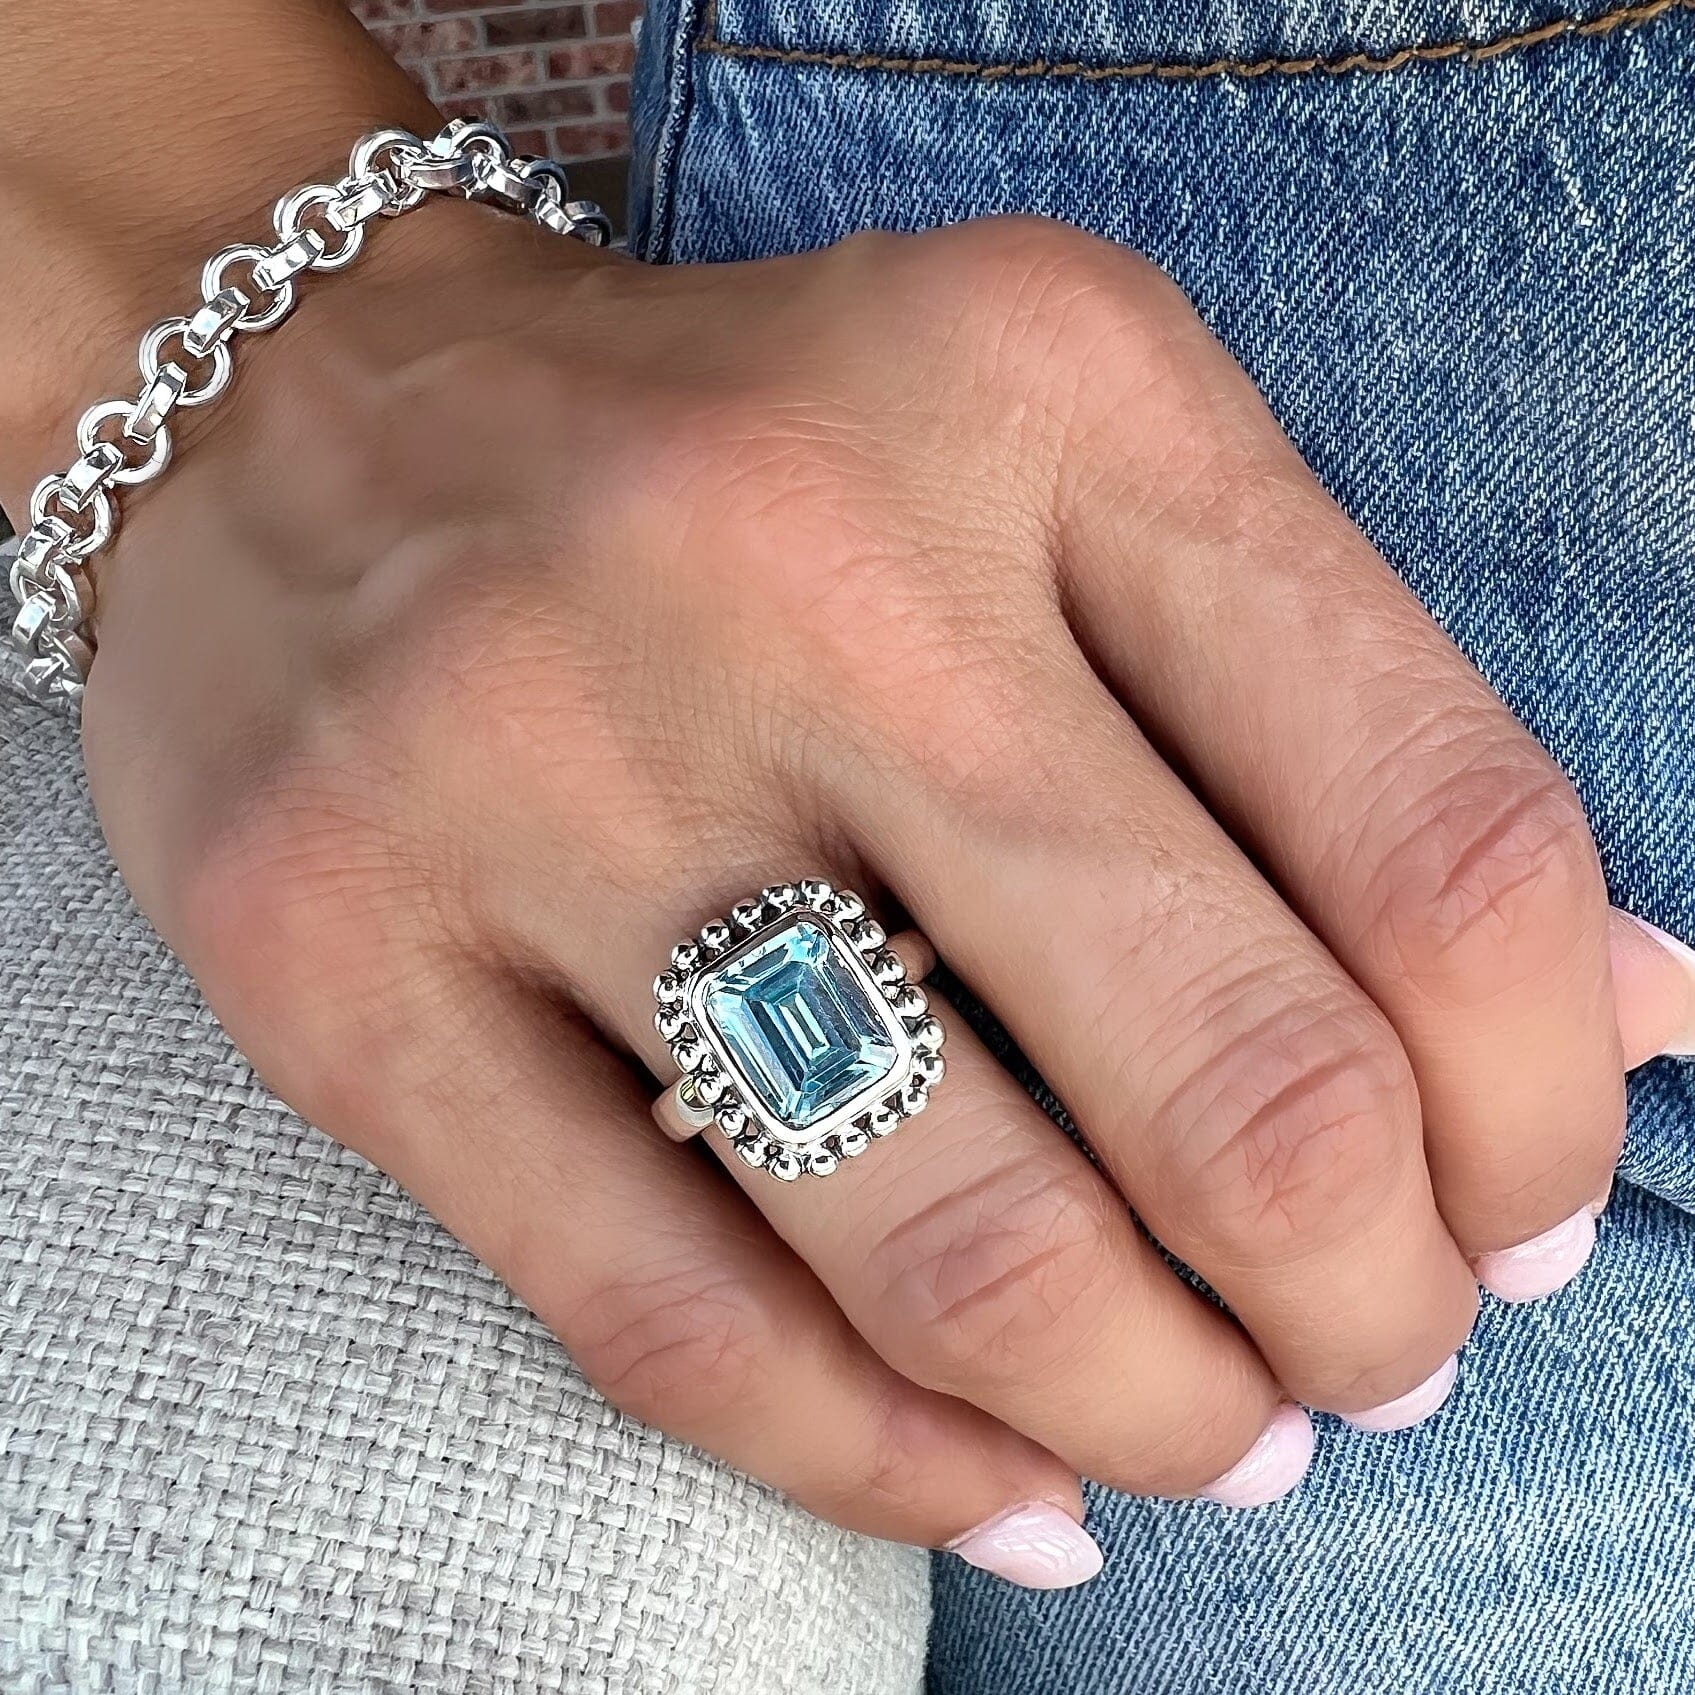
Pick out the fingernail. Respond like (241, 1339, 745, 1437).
(1625, 916, 1695, 1056)
(945, 1503, 1104, 1589)
(1342, 1353, 1458, 1432)
(1198, 1404, 1314, 1507)
(1475, 1208, 1596, 1303)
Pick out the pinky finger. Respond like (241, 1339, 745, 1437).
(336, 967, 1100, 1586)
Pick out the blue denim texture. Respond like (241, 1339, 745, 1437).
(630, 2, 1695, 1687)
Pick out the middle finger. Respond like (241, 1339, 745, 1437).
(829, 631, 1481, 1421)
(489, 814, 1311, 1504)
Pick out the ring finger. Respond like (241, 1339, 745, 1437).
(506, 851, 1315, 1509)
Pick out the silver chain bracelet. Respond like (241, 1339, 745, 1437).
(1, 118, 609, 712)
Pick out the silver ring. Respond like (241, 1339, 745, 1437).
(651, 879, 947, 1182)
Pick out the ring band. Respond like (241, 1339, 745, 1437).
(651, 880, 947, 1181)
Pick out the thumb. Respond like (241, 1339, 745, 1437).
(1609, 908, 1695, 1069)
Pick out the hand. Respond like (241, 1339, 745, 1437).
(57, 211, 1695, 1585)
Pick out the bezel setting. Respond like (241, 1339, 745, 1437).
(653, 880, 945, 1180)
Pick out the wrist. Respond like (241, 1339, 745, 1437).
(4, 109, 616, 708)
(0, 2, 440, 513)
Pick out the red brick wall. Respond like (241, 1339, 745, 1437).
(350, 1, 639, 165)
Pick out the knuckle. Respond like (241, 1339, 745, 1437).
(811, 1391, 954, 1530)
(1147, 977, 1416, 1256)
(908, 221, 1279, 538)
(921, 215, 1169, 326)
(861, 1151, 1121, 1392)
(1364, 744, 1602, 989)
(178, 769, 392, 998)
(173, 765, 441, 1127)
(839, 1424, 935, 1525)
(923, 217, 1187, 381)
(562, 1266, 772, 1431)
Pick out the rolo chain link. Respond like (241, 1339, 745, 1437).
(1, 119, 610, 711)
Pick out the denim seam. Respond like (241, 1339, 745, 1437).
(643, 0, 711, 263)
(696, 0, 1692, 80)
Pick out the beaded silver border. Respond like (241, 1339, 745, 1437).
(652, 879, 946, 1182)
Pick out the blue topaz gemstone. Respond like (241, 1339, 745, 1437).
(700, 917, 903, 1131)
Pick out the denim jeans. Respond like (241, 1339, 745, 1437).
(628, 2, 1695, 1688)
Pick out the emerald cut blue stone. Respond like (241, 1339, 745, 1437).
(701, 917, 900, 1130)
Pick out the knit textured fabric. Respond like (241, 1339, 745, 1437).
(0, 659, 928, 1694)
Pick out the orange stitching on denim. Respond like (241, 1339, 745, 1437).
(696, 0, 1692, 80)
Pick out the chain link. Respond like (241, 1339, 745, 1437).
(3, 118, 608, 710)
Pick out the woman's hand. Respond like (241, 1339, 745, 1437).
(42, 210, 1695, 1585)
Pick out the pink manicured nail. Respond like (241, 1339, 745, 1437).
(1343, 1353, 1458, 1432)
(945, 1503, 1103, 1589)
(1198, 1404, 1314, 1507)
(1475, 1208, 1596, 1303)
(1627, 916, 1695, 1056)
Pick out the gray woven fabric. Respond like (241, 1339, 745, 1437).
(0, 657, 929, 1695)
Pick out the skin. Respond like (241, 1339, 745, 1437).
(4, 0, 1689, 1558)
